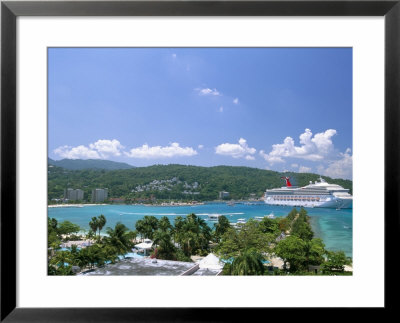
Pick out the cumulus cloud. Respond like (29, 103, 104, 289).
(233, 98, 239, 104)
(260, 128, 337, 164)
(259, 150, 284, 164)
(124, 142, 197, 159)
(298, 166, 312, 173)
(215, 138, 256, 160)
(320, 148, 353, 179)
(54, 139, 124, 159)
(89, 139, 124, 157)
(196, 88, 221, 96)
(54, 145, 101, 159)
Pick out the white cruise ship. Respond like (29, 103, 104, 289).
(264, 176, 352, 209)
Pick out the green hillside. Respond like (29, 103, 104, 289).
(48, 164, 352, 203)
(48, 158, 134, 170)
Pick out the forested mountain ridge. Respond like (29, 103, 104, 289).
(48, 164, 352, 202)
(48, 158, 134, 170)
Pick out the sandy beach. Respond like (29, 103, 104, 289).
(48, 203, 107, 208)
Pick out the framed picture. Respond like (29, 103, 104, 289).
(1, 0, 398, 320)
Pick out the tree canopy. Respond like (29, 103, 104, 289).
(48, 164, 352, 202)
(48, 208, 351, 276)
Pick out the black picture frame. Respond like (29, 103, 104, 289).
(1, 0, 398, 321)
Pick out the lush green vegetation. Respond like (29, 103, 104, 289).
(48, 217, 135, 275)
(48, 158, 134, 170)
(48, 208, 352, 276)
(48, 164, 352, 202)
(229, 250, 265, 275)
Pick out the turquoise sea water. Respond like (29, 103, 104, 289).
(48, 202, 352, 257)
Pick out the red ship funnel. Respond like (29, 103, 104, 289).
(280, 176, 292, 187)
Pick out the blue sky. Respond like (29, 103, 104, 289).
(48, 48, 352, 179)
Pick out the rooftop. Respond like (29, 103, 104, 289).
(80, 258, 196, 276)
(191, 268, 221, 276)
(79, 257, 223, 276)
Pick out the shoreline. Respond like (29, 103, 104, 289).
(48, 200, 264, 208)
(48, 203, 107, 208)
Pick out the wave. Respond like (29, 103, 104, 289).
(197, 212, 245, 216)
(118, 212, 187, 216)
(117, 212, 245, 216)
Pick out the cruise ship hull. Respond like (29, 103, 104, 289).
(264, 196, 352, 209)
(264, 177, 353, 209)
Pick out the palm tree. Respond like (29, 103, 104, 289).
(230, 250, 265, 275)
(197, 217, 212, 250)
(158, 216, 173, 233)
(214, 215, 230, 241)
(102, 245, 119, 264)
(173, 216, 185, 246)
(178, 213, 211, 256)
(105, 222, 133, 256)
(84, 245, 106, 269)
(141, 216, 159, 240)
(89, 217, 99, 236)
(97, 215, 107, 238)
(153, 230, 176, 260)
(135, 219, 146, 241)
(50, 250, 72, 269)
(182, 231, 197, 256)
(75, 248, 90, 270)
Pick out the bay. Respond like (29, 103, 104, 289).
(48, 202, 352, 257)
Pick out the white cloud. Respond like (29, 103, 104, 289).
(54, 145, 101, 159)
(54, 140, 197, 160)
(215, 138, 256, 159)
(89, 139, 124, 158)
(320, 148, 353, 179)
(54, 139, 124, 159)
(219, 106, 224, 113)
(291, 163, 299, 168)
(172, 53, 177, 58)
(233, 98, 239, 104)
(198, 144, 204, 149)
(259, 150, 284, 164)
(125, 142, 197, 159)
(260, 128, 337, 164)
(298, 166, 312, 173)
(196, 88, 221, 96)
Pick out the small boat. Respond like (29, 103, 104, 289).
(207, 214, 221, 221)
(266, 213, 275, 219)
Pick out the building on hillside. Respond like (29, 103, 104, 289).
(64, 188, 84, 201)
(219, 191, 230, 199)
(91, 188, 108, 203)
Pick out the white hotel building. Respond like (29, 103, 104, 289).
(91, 188, 108, 203)
(64, 188, 84, 201)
